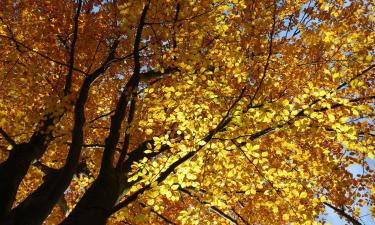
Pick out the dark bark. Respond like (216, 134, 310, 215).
(138, 202, 177, 225)
(110, 88, 247, 215)
(179, 188, 238, 225)
(60, 170, 122, 225)
(59, 4, 150, 224)
(0, 74, 92, 225)
(0, 144, 34, 219)
(0, 169, 66, 225)
(324, 202, 362, 225)
(59, 138, 169, 225)
(0, 126, 52, 219)
(0, 1, 83, 218)
(59, 59, 134, 225)
(0, 28, 120, 223)
(64, 0, 83, 95)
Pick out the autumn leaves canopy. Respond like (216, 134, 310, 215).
(0, 0, 374, 224)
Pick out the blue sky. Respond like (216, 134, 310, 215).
(322, 159, 375, 225)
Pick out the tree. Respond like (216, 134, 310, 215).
(0, 0, 374, 224)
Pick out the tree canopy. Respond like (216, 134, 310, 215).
(0, 0, 374, 224)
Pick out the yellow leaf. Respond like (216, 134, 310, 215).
(147, 198, 155, 205)
(328, 114, 335, 122)
(250, 188, 256, 195)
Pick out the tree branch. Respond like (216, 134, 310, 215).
(0, 128, 16, 147)
(179, 188, 238, 225)
(138, 201, 177, 225)
(232, 208, 250, 225)
(315, 95, 375, 112)
(336, 64, 374, 91)
(99, 3, 150, 174)
(116, 97, 136, 166)
(64, 0, 83, 95)
(246, 0, 277, 110)
(0, 34, 87, 75)
(99, 86, 130, 173)
(2, 39, 122, 225)
(111, 88, 247, 214)
(116, 3, 150, 167)
(88, 110, 115, 123)
(172, 3, 180, 50)
(324, 202, 362, 225)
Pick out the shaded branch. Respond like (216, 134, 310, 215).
(139, 67, 178, 82)
(88, 110, 115, 123)
(117, 134, 181, 175)
(180, 187, 251, 225)
(315, 95, 375, 112)
(232, 208, 250, 225)
(0, 128, 16, 147)
(324, 202, 362, 225)
(32, 161, 58, 175)
(117, 97, 136, 166)
(111, 88, 247, 214)
(138, 202, 177, 225)
(179, 188, 238, 225)
(336, 64, 374, 91)
(64, 0, 83, 95)
(2, 39, 122, 225)
(172, 3, 180, 49)
(100, 3, 149, 173)
(246, 0, 277, 110)
(116, 3, 150, 167)
(114, 45, 147, 62)
(62, 40, 121, 170)
(232, 140, 280, 195)
(57, 196, 69, 216)
(0, 34, 87, 75)
(99, 86, 130, 173)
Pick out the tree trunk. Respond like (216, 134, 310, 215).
(60, 170, 121, 225)
(0, 141, 45, 219)
(0, 168, 71, 225)
(0, 116, 55, 219)
(0, 145, 31, 219)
